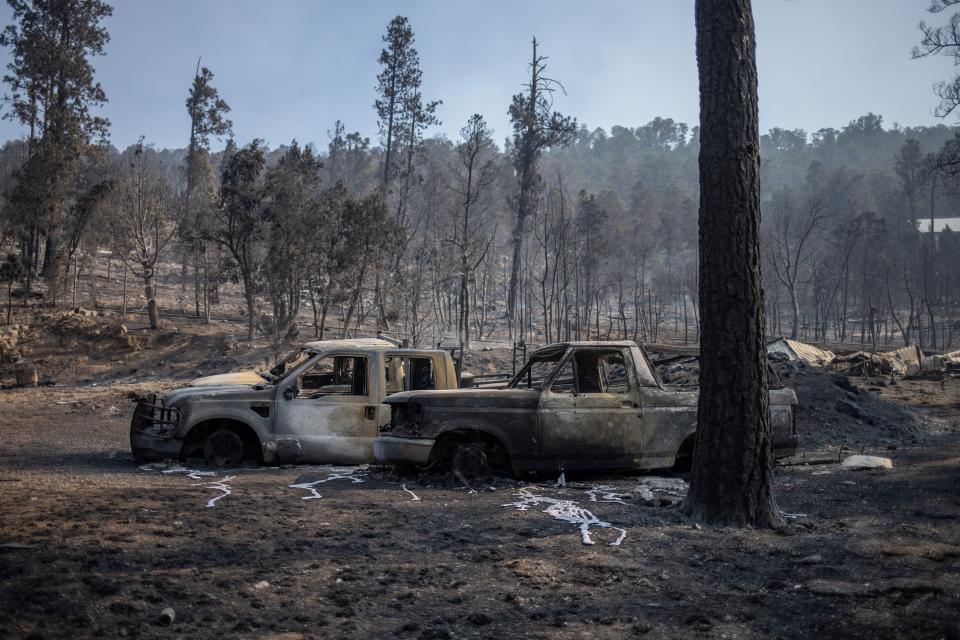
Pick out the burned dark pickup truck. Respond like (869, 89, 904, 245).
(373, 341, 798, 477)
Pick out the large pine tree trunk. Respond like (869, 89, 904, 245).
(683, 0, 782, 528)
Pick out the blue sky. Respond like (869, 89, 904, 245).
(0, 0, 954, 150)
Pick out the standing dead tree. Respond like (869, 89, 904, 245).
(506, 37, 576, 331)
(107, 142, 177, 330)
(683, 0, 782, 528)
(444, 114, 499, 353)
(183, 64, 232, 323)
(766, 181, 831, 340)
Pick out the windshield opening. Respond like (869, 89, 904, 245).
(265, 348, 315, 382)
(507, 348, 567, 390)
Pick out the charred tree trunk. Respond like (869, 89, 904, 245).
(683, 0, 782, 528)
(242, 271, 256, 340)
(142, 264, 159, 330)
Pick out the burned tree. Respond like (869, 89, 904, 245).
(207, 140, 266, 340)
(683, 0, 782, 527)
(765, 165, 833, 340)
(0, 252, 24, 324)
(506, 37, 576, 330)
(260, 141, 322, 356)
(374, 16, 439, 192)
(183, 64, 232, 321)
(445, 114, 498, 353)
(0, 0, 112, 290)
(107, 142, 176, 330)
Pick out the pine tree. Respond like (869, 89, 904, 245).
(184, 63, 232, 321)
(683, 0, 782, 527)
(0, 0, 113, 286)
(506, 37, 576, 330)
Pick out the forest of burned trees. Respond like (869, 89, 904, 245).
(1, 7, 959, 352)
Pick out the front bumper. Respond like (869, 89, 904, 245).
(130, 397, 183, 462)
(373, 435, 435, 465)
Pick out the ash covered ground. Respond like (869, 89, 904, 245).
(1, 314, 958, 640)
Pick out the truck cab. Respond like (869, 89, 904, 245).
(131, 338, 458, 467)
(374, 341, 799, 477)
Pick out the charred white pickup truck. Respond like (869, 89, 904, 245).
(131, 338, 458, 467)
(375, 341, 799, 477)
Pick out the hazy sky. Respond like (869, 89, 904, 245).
(0, 0, 954, 151)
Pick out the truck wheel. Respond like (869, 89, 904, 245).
(451, 443, 488, 481)
(203, 428, 245, 468)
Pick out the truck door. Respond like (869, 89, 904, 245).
(274, 352, 380, 463)
(632, 346, 698, 469)
(538, 347, 644, 468)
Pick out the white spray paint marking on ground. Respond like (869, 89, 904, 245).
(401, 484, 422, 501)
(139, 463, 232, 507)
(582, 485, 629, 504)
(289, 469, 366, 500)
(503, 487, 627, 546)
(139, 463, 217, 480)
(193, 475, 235, 508)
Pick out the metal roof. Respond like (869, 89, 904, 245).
(917, 217, 960, 233)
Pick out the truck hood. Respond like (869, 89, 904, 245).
(190, 370, 265, 386)
(164, 382, 272, 406)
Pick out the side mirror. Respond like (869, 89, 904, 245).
(283, 387, 297, 401)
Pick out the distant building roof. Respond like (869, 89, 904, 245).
(917, 217, 960, 233)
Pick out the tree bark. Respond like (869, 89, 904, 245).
(683, 0, 782, 528)
(242, 271, 256, 340)
(143, 265, 159, 330)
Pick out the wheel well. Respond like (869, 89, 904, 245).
(433, 429, 511, 470)
(181, 419, 262, 463)
(673, 434, 696, 471)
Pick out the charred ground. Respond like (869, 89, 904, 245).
(0, 316, 958, 640)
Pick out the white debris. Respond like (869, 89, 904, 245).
(636, 477, 689, 496)
(252, 580, 270, 590)
(401, 484, 422, 501)
(289, 469, 366, 500)
(503, 487, 627, 547)
(583, 485, 629, 504)
(555, 472, 566, 488)
(635, 486, 656, 504)
(841, 455, 893, 470)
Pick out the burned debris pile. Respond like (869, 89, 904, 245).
(40, 309, 139, 351)
(0, 323, 31, 362)
(643, 337, 950, 456)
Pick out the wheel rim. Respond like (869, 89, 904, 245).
(452, 446, 487, 480)
(204, 430, 244, 468)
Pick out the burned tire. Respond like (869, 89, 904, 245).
(451, 443, 489, 481)
(203, 428, 245, 468)
(673, 435, 695, 472)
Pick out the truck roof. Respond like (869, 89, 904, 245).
(531, 341, 639, 354)
(302, 338, 398, 351)
(301, 338, 449, 355)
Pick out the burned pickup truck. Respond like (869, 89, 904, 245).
(131, 338, 458, 467)
(374, 341, 798, 477)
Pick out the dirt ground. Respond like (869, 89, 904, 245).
(1, 318, 959, 639)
